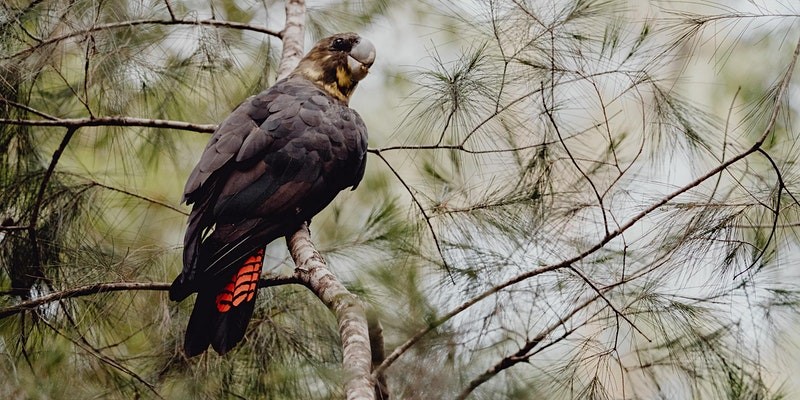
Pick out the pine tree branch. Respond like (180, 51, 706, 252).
(28, 127, 78, 270)
(372, 262, 564, 378)
(370, 150, 451, 275)
(4, 18, 281, 60)
(368, 311, 390, 400)
(455, 294, 602, 400)
(86, 180, 189, 216)
(541, 81, 610, 235)
(0, 282, 170, 318)
(0, 277, 301, 319)
(0, 115, 216, 133)
(38, 317, 165, 399)
(288, 223, 375, 400)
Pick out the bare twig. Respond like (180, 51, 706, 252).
(567, 265, 649, 341)
(372, 262, 564, 378)
(0, 98, 58, 120)
(5, 18, 281, 60)
(371, 150, 451, 276)
(0, 277, 300, 319)
(0, 116, 215, 133)
(28, 127, 78, 270)
(455, 294, 602, 399)
(0, 282, 169, 318)
(541, 81, 610, 235)
(87, 180, 189, 216)
(163, 0, 177, 20)
(368, 312, 390, 399)
(38, 317, 164, 398)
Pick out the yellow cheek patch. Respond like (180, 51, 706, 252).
(336, 66, 352, 89)
(323, 82, 348, 102)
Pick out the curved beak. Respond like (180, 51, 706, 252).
(348, 38, 376, 82)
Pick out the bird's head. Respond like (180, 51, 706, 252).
(291, 32, 376, 104)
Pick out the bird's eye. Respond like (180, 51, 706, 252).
(331, 37, 349, 51)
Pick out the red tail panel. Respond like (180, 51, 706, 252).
(215, 249, 264, 312)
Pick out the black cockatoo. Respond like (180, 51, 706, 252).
(169, 32, 375, 356)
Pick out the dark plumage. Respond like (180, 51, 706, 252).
(170, 32, 375, 356)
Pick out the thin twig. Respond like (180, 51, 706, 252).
(88, 180, 188, 216)
(0, 98, 58, 120)
(0, 282, 169, 319)
(27, 127, 78, 270)
(371, 150, 452, 276)
(455, 294, 602, 399)
(38, 317, 164, 398)
(372, 262, 564, 378)
(567, 265, 649, 341)
(0, 277, 300, 319)
(541, 81, 610, 235)
(5, 18, 281, 60)
(0, 116, 216, 133)
(163, 0, 177, 20)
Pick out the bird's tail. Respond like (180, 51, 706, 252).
(183, 248, 264, 356)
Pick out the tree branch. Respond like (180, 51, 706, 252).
(0, 282, 169, 318)
(0, 277, 301, 319)
(87, 180, 189, 216)
(455, 294, 602, 399)
(38, 317, 164, 399)
(0, 116, 215, 133)
(28, 127, 78, 269)
(276, 0, 306, 80)
(5, 18, 281, 60)
(368, 311, 390, 399)
(288, 223, 375, 400)
(371, 150, 451, 275)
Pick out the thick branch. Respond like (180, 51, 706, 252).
(276, 0, 306, 80)
(288, 223, 375, 400)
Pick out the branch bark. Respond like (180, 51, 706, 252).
(276, 0, 307, 80)
(0, 116, 215, 133)
(0, 282, 169, 318)
(288, 223, 375, 400)
(4, 18, 281, 60)
(0, 277, 301, 319)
